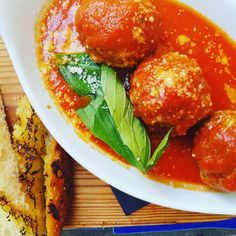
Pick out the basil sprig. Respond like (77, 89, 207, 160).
(56, 53, 172, 173)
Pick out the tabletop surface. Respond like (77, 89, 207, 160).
(0, 38, 233, 229)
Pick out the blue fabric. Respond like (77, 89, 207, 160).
(110, 187, 149, 216)
(110, 186, 236, 234)
(113, 218, 236, 234)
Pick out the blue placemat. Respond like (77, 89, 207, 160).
(113, 218, 236, 234)
(110, 186, 236, 234)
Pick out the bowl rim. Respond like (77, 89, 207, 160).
(1, 0, 236, 216)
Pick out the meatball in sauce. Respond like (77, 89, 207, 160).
(193, 110, 236, 192)
(130, 52, 213, 136)
(76, 0, 162, 67)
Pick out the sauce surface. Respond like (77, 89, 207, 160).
(36, 0, 236, 188)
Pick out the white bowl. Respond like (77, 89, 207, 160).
(1, 0, 236, 215)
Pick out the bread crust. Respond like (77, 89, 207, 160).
(44, 136, 70, 236)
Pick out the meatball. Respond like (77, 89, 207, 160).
(192, 110, 236, 192)
(129, 52, 213, 136)
(76, 0, 162, 68)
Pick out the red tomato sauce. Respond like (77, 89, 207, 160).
(36, 0, 236, 187)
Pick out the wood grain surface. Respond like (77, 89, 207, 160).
(0, 38, 232, 229)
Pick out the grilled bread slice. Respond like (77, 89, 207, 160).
(12, 96, 47, 235)
(44, 136, 70, 236)
(0, 95, 26, 208)
(0, 95, 36, 235)
(0, 94, 69, 235)
(13, 96, 70, 236)
(0, 192, 37, 236)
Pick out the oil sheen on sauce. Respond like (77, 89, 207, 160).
(36, 0, 236, 188)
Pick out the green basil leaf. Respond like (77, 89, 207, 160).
(56, 53, 102, 96)
(57, 53, 172, 173)
(145, 128, 173, 172)
(77, 95, 104, 130)
(77, 98, 145, 171)
(101, 65, 150, 167)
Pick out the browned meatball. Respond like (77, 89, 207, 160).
(129, 52, 213, 136)
(192, 110, 236, 192)
(76, 0, 162, 68)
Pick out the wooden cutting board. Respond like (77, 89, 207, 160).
(0, 38, 232, 229)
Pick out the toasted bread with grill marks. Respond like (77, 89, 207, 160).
(0, 94, 70, 236)
(44, 136, 70, 236)
(12, 96, 47, 235)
